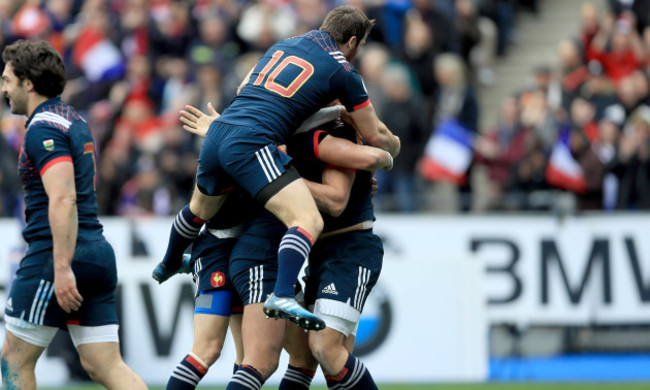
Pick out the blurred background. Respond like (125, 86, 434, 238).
(1, 0, 650, 388)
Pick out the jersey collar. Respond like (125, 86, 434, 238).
(25, 97, 62, 128)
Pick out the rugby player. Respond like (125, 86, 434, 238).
(170, 105, 390, 390)
(0, 40, 146, 390)
(279, 122, 383, 390)
(154, 5, 400, 331)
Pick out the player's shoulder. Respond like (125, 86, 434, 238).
(290, 30, 356, 73)
(28, 100, 83, 134)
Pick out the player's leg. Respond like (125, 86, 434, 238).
(71, 241, 147, 389)
(279, 322, 318, 390)
(305, 231, 383, 389)
(74, 338, 147, 390)
(227, 303, 286, 390)
(1, 325, 54, 390)
(229, 313, 244, 373)
(259, 176, 325, 330)
(219, 137, 325, 330)
(154, 131, 231, 283)
(153, 187, 227, 283)
(167, 312, 230, 390)
(2, 248, 63, 389)
(228, 246, 286, 390)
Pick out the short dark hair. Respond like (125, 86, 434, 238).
(320, 6, 375, 46)
(2, 40, 65, 98)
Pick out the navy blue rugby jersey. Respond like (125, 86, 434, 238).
(217, 30, 369, 143)
(289, 123, 375, 233)
(203, 190, 263, 231)
(18, 98, 103, 248)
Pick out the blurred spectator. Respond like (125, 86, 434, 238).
(432, 53, 478, 132)
(237, 0, 296, 51)
(579, 60, 618, 117)
(0, 129, 19, 217)
(587, 11, 645, 84)
(475, 96, 536, 209)
(580, 2, 601, 52)
(596, 112, 623, 210)
(558, 39, 589, 110)
(359, 43, 391, 116)
(374, 63, 428, 212)
(398, 17, 437, 119)
(408, 0, 459, 54)
(188, 13, 242, 71)
(426, 53, 479, 211)
(611, 106, 650, 209)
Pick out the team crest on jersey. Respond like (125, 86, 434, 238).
(43, 139, 55, 151)
(211, 272, 225, 288)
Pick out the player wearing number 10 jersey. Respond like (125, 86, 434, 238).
(165, 6, 400, 340)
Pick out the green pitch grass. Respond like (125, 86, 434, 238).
(45, 383, 650, 390)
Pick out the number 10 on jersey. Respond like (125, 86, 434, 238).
(253, 50, 315, 98)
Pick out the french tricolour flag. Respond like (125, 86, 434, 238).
(73, 26, 125, 83)
(420, 119, 474, 185)
(545, 128, 587, 193)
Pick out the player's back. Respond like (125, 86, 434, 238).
(19, 98, 103, 250)
(218, 30, 369, 143)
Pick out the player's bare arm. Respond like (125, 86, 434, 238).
(42, 161, 83, 313)
(347, 103, 401, 158)
(304, 167, 355, 217)
(318, 135, 393, 171)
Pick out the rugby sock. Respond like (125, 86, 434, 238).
(325, 354, 378, 390)
(233, 363, 240, 374)
(226, 364, 264, 390)
(274, 226, 314, 297)
(279, 365, 315, 389)
(166, 353, 208, 389)
(162, 205, 205, 270)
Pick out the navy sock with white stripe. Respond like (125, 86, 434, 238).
(325, 354, 377, 390)
(162, 205, 204, 270)
(233, 363, 240, 374)
(166, 353, 208, 390)
(274, 227, 314, 297)
(226, 364, 265, 390)
(279, 365, 315, 389)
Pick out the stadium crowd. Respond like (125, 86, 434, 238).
(471, 0, 650, 212)
(0, 0, 544, 217)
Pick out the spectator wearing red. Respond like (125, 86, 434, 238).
(588, 12, 646, 84)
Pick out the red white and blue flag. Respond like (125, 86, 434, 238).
(420, 119, 474, 185)
(545, 128, 587, 193)
(73, 26, 124, 83)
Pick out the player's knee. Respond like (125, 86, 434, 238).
(256, 360, 279, 379)
(303, 213, 323, 237)
(194, 339, 224, 366)
(308, 335, 332, 365)
(79, 356, 103, 384)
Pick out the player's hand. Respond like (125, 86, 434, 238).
(54, 266, 83, 313)
(382, 152, 394, 171)
(180, 102, 220, 138)
(339, 106, 353, 125)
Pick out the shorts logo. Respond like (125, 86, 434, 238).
(5, 298, 13, 312)
(322, 283, 339, 295)
(211, 272, 225, 288)
(43, 139, 55, 151)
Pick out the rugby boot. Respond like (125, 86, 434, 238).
(263, 293, 326, 331)
(152, 254, 192, 284)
